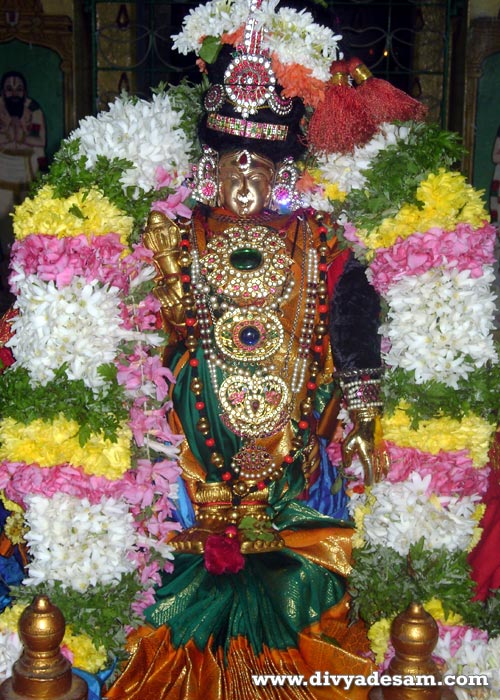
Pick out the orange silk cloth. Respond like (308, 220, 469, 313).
(105, 606, 373, 700)
(105, 525, 374, 700)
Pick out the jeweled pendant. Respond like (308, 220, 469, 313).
(214, 308, 284, 362)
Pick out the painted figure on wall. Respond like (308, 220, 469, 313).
(0, 71, 46, 313)
(489, 126, 500, 228)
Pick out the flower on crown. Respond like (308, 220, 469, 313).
(172, 0, 342, 106)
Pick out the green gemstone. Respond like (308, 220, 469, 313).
(230, 248, 262, 271)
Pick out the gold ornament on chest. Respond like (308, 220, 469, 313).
(200, 224, 292, 304)
(219, 372, 291, 438)
(213, 307, 284, 362)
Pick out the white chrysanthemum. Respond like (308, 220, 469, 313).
(7, 275, 161, 390)
(172, 0, 248, 54)
(171, 0, 340, 80)
(258, 1, 341, 81)
(67, 93, 193, 196)
(23, 493, 137, 593)
(0, 631, 22, 681)
(380, 267, 498, 388)
(359, 473, 481, 556)
(308, 123, 411, 210)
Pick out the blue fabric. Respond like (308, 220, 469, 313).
(0, 554, 24, 586)
(73, 661, 116, 700)
(305, 436, 350, 521)
(171, 475, 196, 529)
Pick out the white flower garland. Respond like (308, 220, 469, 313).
(257, 1, 341, 81)
(7, 275, 161, 390)
(0, 631, 22, 682)
(23, 493, 137, 593)
(172, 0, 341, 81)
(380, 267, 498, 388)
(301, 123, 411, 210)
(355, 473, 481, 556)
(68, 93, 193, 196)
(437, 631, 500, 700)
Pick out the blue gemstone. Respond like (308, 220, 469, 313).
(239, 325, 260, 346)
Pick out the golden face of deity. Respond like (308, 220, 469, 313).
(218, 150, 275, 217)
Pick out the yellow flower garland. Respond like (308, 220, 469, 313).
(382, 403, 494, 467)
(367, 617, 392, 664)
(0, 415, 132, 480)
(423, 597, 463, 626)
(356, 169, 488, 252)
(324, 182, 347, 202)
(64, 626, 108, 673)
(0, 604, 107, 673)
(13, 185, 133, 248)
(368, 599, 464, 663)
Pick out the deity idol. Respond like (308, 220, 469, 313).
(106, 6, 387, 700)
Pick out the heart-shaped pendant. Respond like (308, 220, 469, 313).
(219, 372, 291, 438)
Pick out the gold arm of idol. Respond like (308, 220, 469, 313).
(142, 210, 190, 333)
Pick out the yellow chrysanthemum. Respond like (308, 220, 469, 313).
(368, 617, 393, 664)
(357, 169, 488, 252)
(0, 415, 132, 480)
(382, 403, 494, 467)
(4, 512, 27, 545)
(0, 603, 24, 632)
(468, 504, 486, 552)
(351, 489, 375, 548)
(64, 626, 108, 673)
(324, 182, 347, 202)
(13, 185, 133, 249)
(423, 598, 463, 625)
(0, 492, 23, 514)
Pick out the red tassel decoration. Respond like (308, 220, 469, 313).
(307, 60, 378, 154)
(347, 56, 427, 124)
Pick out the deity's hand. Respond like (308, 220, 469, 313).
(342, 407, 389, 485)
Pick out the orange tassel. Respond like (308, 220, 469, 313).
(307, 60, 378, 154)
(348, 56, 427, 124)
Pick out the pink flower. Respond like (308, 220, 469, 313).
(343, 222, 366, 247)
(131, 587, 157, 615)
(117, 348, 175, 402)
(155, 166, 173, 189)
(384, 443, 489, 497)
(152, 185, 193, 220)
(369, 223, 497, 294)
(0, 461, 120, 507)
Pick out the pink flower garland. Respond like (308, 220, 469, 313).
(9, 234, 154, 295)
(0, 461, 117, 507)
(369, 223, 497, 294)
(385, 443, 489, 498)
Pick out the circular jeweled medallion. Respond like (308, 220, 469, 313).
(201, 225, 292, 304)
(213, 308, 284, 363)
(224, 53, 276, 118)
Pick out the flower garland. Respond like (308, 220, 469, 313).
(0, 82, 205, 680)
(13, 186, 133, 247)
(67, 92, 196, 196)
(306, 116, 500, 695)
(172, 0, 342, 105)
